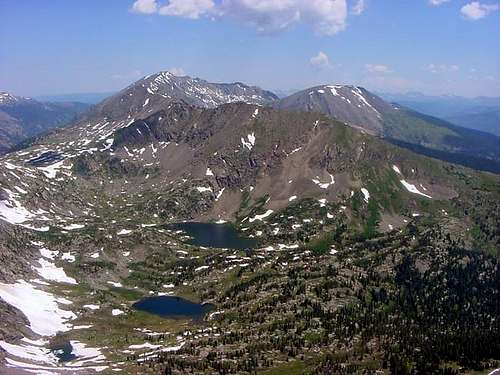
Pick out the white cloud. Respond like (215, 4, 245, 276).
(351, 0, 366, 15)
(310, 51, 331, 68)
(131, 0, 349, 36)
(365, 64, 391, 73)
(428, 0, 451, 6)
(169, 67, 186, 76)
(425, 64, 460, 73)
(460, 1, 499, 20)
(130, 0, 158, 14)
(159, 0, 215, 19)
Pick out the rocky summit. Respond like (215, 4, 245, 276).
(0, 73, 499, 374)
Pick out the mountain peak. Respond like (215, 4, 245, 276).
(92, 72, 279, 121)
(0, 92, 31, 105)
(276, 84, 392, 134)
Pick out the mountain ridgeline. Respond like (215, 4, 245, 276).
(86, 73, 500, 173)
(0, 72, 499, 374)
(5, 73, 500, 173)
(0, 92, 90, 154)
(276, 85, 500, 173)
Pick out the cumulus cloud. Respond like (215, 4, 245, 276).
(351, 0, 366, 15)
(365, 64, 391, 74)
(310, 51, 331, 68)
(130, 0, 158, 14)
(159, 0, 215, 19)
(428, 0, 451, 5)
(168, 67, 186, 76)
(130, 0, 349, 36)
(460, 1, 499, 20)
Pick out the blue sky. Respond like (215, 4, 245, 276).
(1, 0, 499, 97)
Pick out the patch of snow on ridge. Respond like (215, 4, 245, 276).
(196, 186, 212, 193)
(326, 85, 340, 96)
(61, 252, 75, 262)
(0, 340, 58, 366)
(361, 188, 370, 202)
(101, 138, 114, 151)
(312, 173, 335, 189)
(0, 280, 76, 336)
(206, 167, 214, 176)
(351, 87, 380, 115)
(392, 165, 401, 174)
(37, 160, 71, 179)
(62, 224, 85, 230)
(249, 209, 273, 222)
(400, 180, 432, 199)
(129, 342, 162, 350)
(0, 189, 35, 224)
(241, 132, 256, 150)
(215, 188, 225, 201)
(34, 258, 77, 285)
(67, 340, 106, 366)
(83, 304, 100, 310)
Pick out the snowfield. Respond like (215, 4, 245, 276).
(0, 280, 76, 336)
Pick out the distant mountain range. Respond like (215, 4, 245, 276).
(35, 92, 115, 105)
(0, 92, 91, 154)
(378, 92, 500, 137)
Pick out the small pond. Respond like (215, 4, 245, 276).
(132, 296, 213, 320)
(52, 341, 77, 363)
(168, 222, 257, 250)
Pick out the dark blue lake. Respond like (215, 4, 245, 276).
(169, 222, 257, 250)
(132, 296, 213, 320)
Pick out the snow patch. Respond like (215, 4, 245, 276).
(249, 209, 273, 223)
(241, 132, 256, 151)
(34, 258, 77, 285)
(361, 188, 370, 202)
(392, 165, 401, 174)
(0, 280, 76, 336)
(400, 180, 432, 199)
